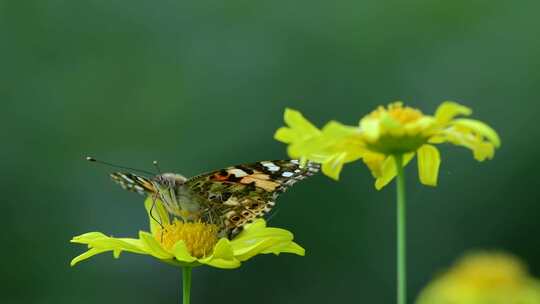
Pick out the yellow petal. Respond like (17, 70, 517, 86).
(432, 124, 498, 161)
(321, 152, 346, 180)
(284, 108, 320, 134)
(71, 232, 146, 254)
(417, 145, 441, 187)
(452, 118, 501, 147)
(284, 120, 364, 180)
(70, 232, 148, 266)
(472, 141, 495, 161)
(71, 248, 111, 266)
(138, 231, 173, 260)
(285, 121, 356, 158)
(144, 196, 170, 234)
(274, 127, 296, 143)
(233, 236, 291, 261)
(434, 101, 472, 124)
(287, 136, 332, 160)
(236, 218, 267, 233)
(230, 219, 302, 261)
(275, 108, 366, 180)
(380, 112, 402, 130)
(199, 238, 241, 269)
(274, 108, 321, 143)
(71, 231, 108, 244)
(359, 117, 381, 141)
(171, 241, 197, 263)
(231, 230, 292, 260)
(321, 120, 361, 137)
(362, 151, 386, 178)
(321, 121, 365, 163)
(211, 238, 235, 260)
(373, 153, 415, 190)
(200, 258, 240, 269)
(260, 241, 305, 256)
(374, 156, 397, 190)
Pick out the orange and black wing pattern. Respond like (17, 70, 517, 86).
(184, 160, 320, 235)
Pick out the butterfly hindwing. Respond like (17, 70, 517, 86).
(184, 160, 320, 235)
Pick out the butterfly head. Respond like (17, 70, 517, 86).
(151, 173, 196, 220)
(153, 173, 187, 188)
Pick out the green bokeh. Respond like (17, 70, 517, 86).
(2, 1, 539, 303)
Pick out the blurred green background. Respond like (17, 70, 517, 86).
(2, 0, 540, 303)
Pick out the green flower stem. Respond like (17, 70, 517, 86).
(395, 154, 407, 304)
(182, 267, 192, 304)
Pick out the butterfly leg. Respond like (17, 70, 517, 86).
(206, 207, 214, 224)
(148, 193, 165, 241)
(204, 205, 221, 226)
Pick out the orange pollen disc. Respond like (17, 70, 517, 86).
(155, 220, 219, 258)
(370, 102, 424, 125)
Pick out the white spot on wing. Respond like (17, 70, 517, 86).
(122, 175, 135, 183)
(282, 171, 294, 177)
(223, 197, 240, 206)
(228, 168, 248, 177)
(284, 180, 296, 186)
(261, 161, 280, 172)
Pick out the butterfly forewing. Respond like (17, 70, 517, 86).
(110, 172, 156, 195)
(183, 160, 320, 235)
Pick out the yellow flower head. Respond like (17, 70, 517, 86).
(156, 220, 219, 258)
(70, 197, 305, 269)
(275, 101, 500, 189)
(416, 252, 540, 304)
(360, 102, 437, 154)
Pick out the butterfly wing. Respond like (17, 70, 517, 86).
(184, 160, 320, 235)
(110, 172, 157, 195)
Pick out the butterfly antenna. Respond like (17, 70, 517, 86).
(86, 156, 155, 176)
(153, 160, 162, 175)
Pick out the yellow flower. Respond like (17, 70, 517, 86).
(416, 252, 540, 304)
(274, 108, 365, 180)
(275, 101, 500, 189)
(71, 197, 305, 269)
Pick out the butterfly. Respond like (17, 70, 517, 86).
(109, 160, 320, 237)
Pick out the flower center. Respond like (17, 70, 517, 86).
(368, 102, 424, 125)
(155, 220, 219, 258)
(361, 102, 434, 154)
(451, 253, 527, 290)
